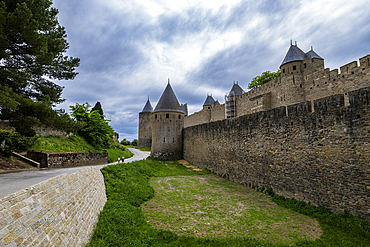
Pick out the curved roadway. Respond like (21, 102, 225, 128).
(0, 148, 150, 198)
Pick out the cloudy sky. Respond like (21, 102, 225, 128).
(52, 0, 370, 141)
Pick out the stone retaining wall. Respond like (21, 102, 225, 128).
(184, 87, 370, 223)
(27, 151, 108, 169)
(0, 167, 107, 246)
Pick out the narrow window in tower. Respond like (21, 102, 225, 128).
(155, 114, 157, 119)
(178, 115, 181, 119)
(293, 76, 295, 84)
(283, 69, 285, 73)
(166, 114, 169, 118)
(293, 65, 296, 70)
(304, 63, 306, 68)
(163, 138, 165, 143)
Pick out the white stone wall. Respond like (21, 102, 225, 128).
(0, 167, 107, 246)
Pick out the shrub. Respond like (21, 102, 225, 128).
(0, 130, 38, 157)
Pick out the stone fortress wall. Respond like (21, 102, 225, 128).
(183, 87, 370, 223)
(0, 121, 70, 138)
(0, 167, 106, 246)
(184, 53, 370, 127)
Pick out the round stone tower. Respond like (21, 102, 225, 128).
(138, 97, 153, 148)
(151, 81, 184, 160)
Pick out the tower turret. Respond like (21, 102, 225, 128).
(138, 97, 153, 148)
(151, 80, 184, 159)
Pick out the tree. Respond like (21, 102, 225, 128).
(0, 0, 80, 135)
(91, 102, 104, 117)
(0, 0, 80, 104)
(248, 70, 281, 89)
(131, 139, 138, 147)
(70, 103, 114, 148)
(120, 139, 131, 146)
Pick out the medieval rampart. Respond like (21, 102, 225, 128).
(0, 167, 106, 246)
(185, 54, 370, 127)
(184, 87, 370, 223)
(0, 121, 70, 138)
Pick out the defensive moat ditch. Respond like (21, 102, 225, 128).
(87, 158, 370, 246)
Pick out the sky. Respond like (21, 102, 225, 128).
(52, 0, 370, 141)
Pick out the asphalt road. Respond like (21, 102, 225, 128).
(0, 148, 150, 198)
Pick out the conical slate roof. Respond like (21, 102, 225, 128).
(214, 100, 220, 105)
(230, 83, 244, 96)
(280, 44, 306, 67)
(305, 48, 323, 60)
(203, 95, 215, 106)
(141, 98, 153, 112)
(153, 82, 184, 113)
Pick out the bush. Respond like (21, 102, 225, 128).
(0, 130, 38, 157)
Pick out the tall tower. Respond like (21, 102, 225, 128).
(280, 41, 324, 105)
(138, 97, 153, 148)
(151, 80, 184, 160)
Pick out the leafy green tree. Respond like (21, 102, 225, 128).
(248, 70, 281, 89)
(70, 103, 114, 148)
(120, 139, 131, 146)
(131, 139, 138, 147)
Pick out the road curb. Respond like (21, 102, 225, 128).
(0, 168, 39, 174)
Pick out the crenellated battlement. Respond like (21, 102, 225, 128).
(185, 52, 370, 128)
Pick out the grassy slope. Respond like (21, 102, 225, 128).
(29, 135, 133, 162)
(87, 158, 370, 246)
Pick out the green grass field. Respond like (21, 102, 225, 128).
(87, 158, 370, 246)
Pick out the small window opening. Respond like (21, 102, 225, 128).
(178, 115, 181, 119)
(300, 84, 302, 88)
(351, 71, 354, 74)
(293, 76, 295, 84)
(293, 65, 296, 70)
(155, 114, 157, 119)
(166, 114, 169, 118)
(163, 138, 165, 143)
(304, 63, 306, 68)
(208, 107, 210, 109)
(283, 68, 285, 73)
(325, 82, 327, 84)
(333, 79, 336, 81)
